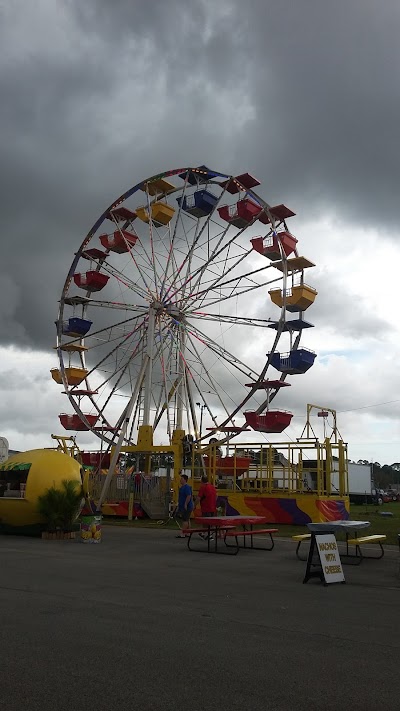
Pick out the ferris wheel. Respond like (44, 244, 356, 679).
(53, 166, 318, 448)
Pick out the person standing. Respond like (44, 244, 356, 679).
(194, 475, 217, 539)
(195, 475, 217, 517)
(209, 438, 223, 458)
(134, 472, 141, 496)
(176, 473, 193, 538)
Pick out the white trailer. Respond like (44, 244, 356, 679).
(0, 437, 9, 464)
(331, 461, 373, 503)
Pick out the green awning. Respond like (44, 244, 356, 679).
(0, 462, 31, 472)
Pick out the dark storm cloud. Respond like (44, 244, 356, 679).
(1, 0, 400, 351)
(234, 0, 400, 221)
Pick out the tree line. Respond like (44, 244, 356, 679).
(354, 461, 400, 488)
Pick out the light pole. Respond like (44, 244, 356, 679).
(196, 402, 206, 438)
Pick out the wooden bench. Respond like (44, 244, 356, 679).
(346, 534, 386, 561)
(292, 533, 311, 560)
(225, 528, 278, 551)
(182, 526, 239, 554)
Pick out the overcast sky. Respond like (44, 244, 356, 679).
(1, 0, 400, 464)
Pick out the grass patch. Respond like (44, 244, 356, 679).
(102, 516, 179, 530)
(102, 503, 400, 545)
(266, 503, 400, 545)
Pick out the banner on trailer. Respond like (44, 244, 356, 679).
(316, 534, 345, 584)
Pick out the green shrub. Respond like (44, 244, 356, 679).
(37, 479, 83, 532)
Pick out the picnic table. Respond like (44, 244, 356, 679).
(194, 515, 278, 552)
(183, 523, 239, 554)
(306, 520, 386, 563)
(308, 520, 371, 535)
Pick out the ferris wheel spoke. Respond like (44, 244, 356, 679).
(159, 324, 215, 431)
(186, 251, 260, 310)
(186, 312, 275, 328)
(88, 321, 173, 434)
(161, 219, 204, 300)
(164, 225, 231, 305)
(173, 214, 259, 307)
(59, 314, 146, 356)
(180, 363, 220, 434)
(184, 365, 199, 437)
(189, 244, 244, 308)
(183, 272, 283, 311)
(184, 332, 238, 424)
(179, 262, 278, 309)
(144, 190, 172, 300)
(179, 220, 226, 301)
(75, 299, 147, 314)
(106, 215, 160, 295)
(185, 225, 239, 298)
(206, 320, 289, 440)
(152, 324, 177, 435)
(162, 182, 229, 301)
(89, 257, 152, 302)
(179, 216, 203, 289)
(149, 320, 184, 433)
(71, 317, 148, 397)
(178, 250, 250, 304)
(144, 241, 172, 291)
(184, 320, 259, 379)
(159, 179, 191, 299)
(171, 217, 207, 298)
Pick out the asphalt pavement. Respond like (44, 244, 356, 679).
(1, 526, 399, 711)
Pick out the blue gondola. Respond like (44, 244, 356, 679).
(60, 317, 92, 338)
(176, 189, 218, 218)
(269, 348, 316, 374)
(178, 165, 214, 185)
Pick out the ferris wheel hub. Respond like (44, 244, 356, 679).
(165, 304, 183, 320)
(152, 300, 183, 321)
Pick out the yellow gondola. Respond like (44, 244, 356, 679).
(269, 284, 318, 312)
(50, 367, 88, 386)
(136, 202, 175, 226)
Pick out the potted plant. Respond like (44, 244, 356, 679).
(38, 479, 83, 539)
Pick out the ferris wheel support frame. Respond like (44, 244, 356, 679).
(142, 307, 156, 426)
(97, 356, 149, 508)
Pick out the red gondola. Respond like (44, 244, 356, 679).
(203, 456, 251, 476)
(108, 206, 137, 222)
(262, 231, 298, 260)
(73, 271, 109, 292)
(59, 413, 99, 431)
(219, 172, 261, 194)
(251, 232, 297, 260)
(81, 452, 111, 467)
(216, 456, 252, 476)
(244, 410, 293, 433)
(218, 199, 261, 228)
(99, 230, 138, 254)
(82, 248, 107, 261)
(259, 204, 296, 224)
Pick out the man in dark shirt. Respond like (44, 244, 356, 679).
(176, 473, 193, 538)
